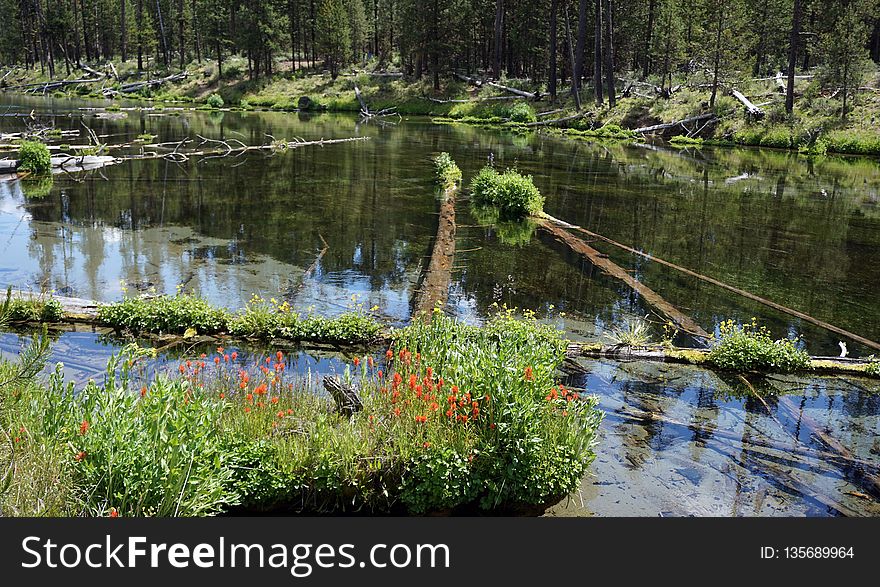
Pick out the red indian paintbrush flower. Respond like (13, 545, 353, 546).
(79, 420, 89, 435)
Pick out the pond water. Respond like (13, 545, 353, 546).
(1, 93, 879, 516)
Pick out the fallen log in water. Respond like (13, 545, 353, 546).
(540, 213, 880, 353)
(413, 185, 457, 316)
(568, 342, 880, 379)
(0, 154, 119, 174)
(538, 218, 710, 340)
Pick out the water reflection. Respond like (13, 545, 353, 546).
(2, 95, 880, 355)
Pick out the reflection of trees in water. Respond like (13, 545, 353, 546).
(7, 106, 880, 343)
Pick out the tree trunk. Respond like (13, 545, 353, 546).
(156, 0, 170, 67)
(709, 4, 723, 108)
(785, 0, 801, 113)
(870, 18, 879, 63)
(602, 0, 615, 107)
(121, 0, 128, 62)
(594, 0, 603, 105)
(641, 0, 655, 80)
(565, 5, 581, 109)
(178, 0, 185, 70)
(574, 0, 588, 91)
(136, 0, 143, 71)
(193, 0, 202, 63)
(493, 0, 504, 78)
(549, 0, 558, 100)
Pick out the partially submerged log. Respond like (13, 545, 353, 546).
(322, 376, 363, 417)
(538, 219, 710, 340)
(568, 342, 880, 379)
(730, 89, 765, 119)
(633, 113, 717, 135)
(0, 154, 119, 174)
(413, 185, 457, 316)
(541, 213, 880, 353)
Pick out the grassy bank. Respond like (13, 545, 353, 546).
(4, 56, 878, 156)
(0, 310, 602, 516)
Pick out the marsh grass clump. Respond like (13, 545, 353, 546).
(606, 319, 652, 347)
(469, 166, 544, 219)
(707, 319, 810, 373)
(432, 152, 462, 188)
(16, 140, 51, 174)
(507, 102, 537, 123)
(206, 93, 224, 108)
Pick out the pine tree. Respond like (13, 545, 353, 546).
(316, 0, 350, 78)
(819, 0, 873, 119)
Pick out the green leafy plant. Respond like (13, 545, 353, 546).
(97, 293, 230, 335)
(507, 102, 537, 124)
(707, 319, 810, 373)
(206, 93, 224, 108)
(17, 141, 51, 174)
(433, 152, 462, 188)
(469, 166, 544, 219)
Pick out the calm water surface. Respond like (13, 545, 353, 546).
(1, 94, 879, 516)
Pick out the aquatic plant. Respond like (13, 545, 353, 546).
(97, 293, 383, 344)
(469, 166, 544, 219)
(97, 293, 230, 335)
(16, 141, 51, 174)
(707, 319, 810, 373)
(4, 297, 64, 323)
(432, 152, 462, 188)
(606, 318, 652, 347)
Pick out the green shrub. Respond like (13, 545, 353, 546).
(707, 319, 811, 373)
(433, 152, 462, 188)
(469, 166, 544, 219)
(507, 102, 537, 123)
(17, 140, 51, 174)
(97, 294, 230, 335)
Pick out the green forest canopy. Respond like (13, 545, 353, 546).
(0, 1, 877, 107)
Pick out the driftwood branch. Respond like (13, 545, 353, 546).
(322, 376, 363, 417)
